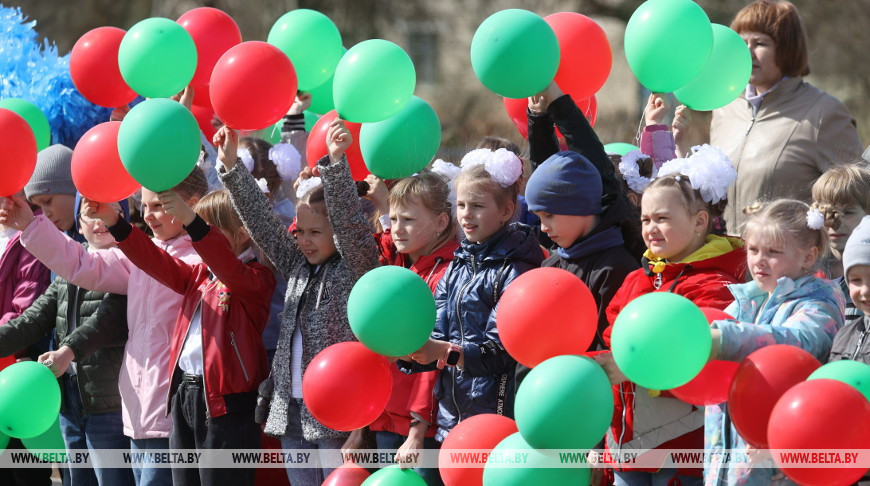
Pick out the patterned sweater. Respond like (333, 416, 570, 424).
(221, 157, 378, 441)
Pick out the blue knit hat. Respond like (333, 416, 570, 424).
(525, 151, 602, 216)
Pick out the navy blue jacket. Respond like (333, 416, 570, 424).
(400, 223, 544, 441)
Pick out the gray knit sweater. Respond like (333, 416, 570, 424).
(221, 157, 378, 441)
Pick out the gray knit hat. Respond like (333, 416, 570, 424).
(24, 144, 76, 200)
(843, 215, 870, 278)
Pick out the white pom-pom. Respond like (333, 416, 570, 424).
(806, 207, 825, 230)
(295, 177, 322, 200)
(237, 148, 255, 172)
(269, 143, 302, 182)
(684, 144, 737, 204)
(431, 159, 461, 183)
(485, 148, 523, 187)
(618, 150, 656, 193)
(256, 178, 270, 194)
(459, 148, 492, 169)
(657, 157, 691, 179)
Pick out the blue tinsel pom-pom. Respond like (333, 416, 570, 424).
(0, 5, 112, 148)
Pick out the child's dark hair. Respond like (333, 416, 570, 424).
(172, 165, 209, 202)
(742, 199, 829, 259)
(476, 136, 520, 157)
(389, 172, 457, 248)
(240, 137, 282, 194)
(644, 174, 727, 235)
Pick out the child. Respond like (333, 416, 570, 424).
(399, 148, 545, 440)
(215, 120, 379, 485)
(87, 189, 275, 486)
(527, 82, 646, 261)
(366, 171, 457, 485)
(707, 199, 845, 485)
(596, 153, 746, 486)
(811, 164, 870, 318)
(0, 198, 132, 486)
(830, 215, 870, 363)
(5, 166, 209, 486)
(524, 151, 640, 352)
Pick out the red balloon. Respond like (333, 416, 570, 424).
(302, 342, 392, 431)
(497, 268, 597, 368)
(0, 109, 38, 197)
(729, 345, 821, 448)
(439, 414, 517, 486)
(192, 83, 212, 110)
(210, 41, 297, 131)
(190, 104, 218, 146)
(71, 121, 140, 203)
(769, 379, 870, 486)
(306, 110, 369, 181)
(544, 13, 612, 100)
(177, 7, 242, 88)
(671, 360, 739, 406)
(323, 462, 371, 486)
(0, 355, 14, 372)
(700, 307, 734, 323)
(70, 27, 137, 108)
(503, 94, 597, 140)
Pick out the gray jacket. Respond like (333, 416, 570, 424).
(221, 157, 378, 441)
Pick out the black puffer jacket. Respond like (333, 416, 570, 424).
(829, 314, 870, 364)
(401, 223, 544, 441)
(0, 276, 127, 414)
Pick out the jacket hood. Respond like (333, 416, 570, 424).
(411, 239, 458, 275)
(643, 235, 746, 279)
(457, 222, 543, 267)
(728, 273, 844, 309)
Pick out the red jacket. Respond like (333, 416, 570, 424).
(370, 230, 458, 436)
(602, 236, 746, 473)
(114, 217, 276, 419)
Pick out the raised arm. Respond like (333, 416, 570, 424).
(216, 126, 303, 279)
(319, 119, 379, 281)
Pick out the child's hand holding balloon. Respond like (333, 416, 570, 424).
(82, 197, 121, 226)
(0, 196, 35, 231)
(327, 119, 352, 164)
(158, 190, 196, 226)
(213, 125, 240, 172)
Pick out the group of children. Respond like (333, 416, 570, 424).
(0, 80, 867, 486)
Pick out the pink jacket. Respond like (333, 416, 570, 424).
(21, 215, 201, 439)
(640, 124, 677, 168)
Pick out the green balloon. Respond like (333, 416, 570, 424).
(333, 40, 416, 123)
(261, 112, 319, 144)
(0, 430, 9, 455)
(0, 362, 61, 439)
(624, 0, 713, 93)
(515, 355, 613, 450)
(482, 433, 589, 486)
(304, 111, 320, 132)
(362, 465, 426, 486)
(603, 143, 639, 156)
(359, 96, 441, 179)
(118, 98, 201, 192)
(348, 266, 436, 357)
(22, 416, 64, 453)
(675, 25, 752, 111)
(119, 17, 197, 98)
(611, 292, 711, 390)
(306, 46, 347, 115)
(268, 9, 343, 91)
(808, 360, 870, 402)
(470, 9, 560, 99)
(0, 99, 50, 151)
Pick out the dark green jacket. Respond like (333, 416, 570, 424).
(0, 276, 127, 415)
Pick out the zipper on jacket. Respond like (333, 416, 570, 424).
(230, 331, 251, 383)
(199, 302, 211, 426)
(451, 253, 478, 424)
(851, 327, 870, 361)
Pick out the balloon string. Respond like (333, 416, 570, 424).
(633, 105, 646, 148)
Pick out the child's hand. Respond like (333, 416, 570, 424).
(340, 428, 365, 456)
(644, 93, 669, 126)
(213, 126, 240, 172)
(396, 432, 424, 469)
(592, 352, 629, 385)
(288, 91, 312, 116)
(528, 81, 565, 115)
(672, 105, 693, 156)
(110, 104, 131, 122)
(363, 174, 390, 215)
(0, 196, 35, 231)
(408, 339, 448, 365)
(327, 119, 353, 163)
(82, 197, 121, 227)
(171, 85, 195, 111)
(158, 191, 196, 226)
(38, 346, 75, 378)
